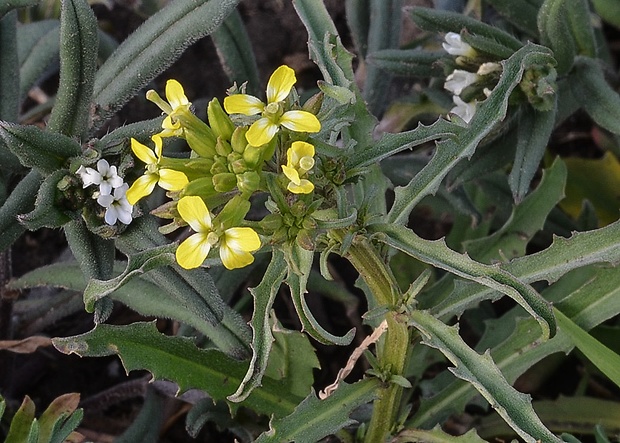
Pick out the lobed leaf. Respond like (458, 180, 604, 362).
(92, 0, 240, 129)
(409, 310, 560, 443)
(255, 379, 379, 443)
(372, 223, 556, 339)
(228, 250, 287, 403)
(47, 0, 98, 140)
(52, 322, 301, 418)
(387, 43, 555, 225)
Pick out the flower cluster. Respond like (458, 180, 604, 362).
(123, 65, 322, 270)
(442, 32, 502, 123)
(77, 159, 133, 225)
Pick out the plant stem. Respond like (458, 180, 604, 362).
(343, 234, 411, 442)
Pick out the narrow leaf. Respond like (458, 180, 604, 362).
(395, 425, 487, 443)
(255, 379, 379, 443)
(0, 122, 81, 175)
(52, 322, 301, 418)
(366, 49, 446, 78)
(47, 0, 98, 139)
(538, 0, 577, 74)
(508, 104, 557, 202)
(210, 9, 260, 96)
(17, 20, 60, 101)
(387, 43, 555, 224)
(64, 219, 114, 281)
(92, 0, 240, 128)
(484, 0, 540, 35)
(4, 396, 36, 443)
(38, 393, 82, 443)
(228, 251, 287, 402)
(555, 308, 620, 388)
(0, 10, 18, 122)
(409, 310, 560, 443)
(19, 169, 74, 229)
(0, 170, 41, 252)
(570, 57, 620, 135)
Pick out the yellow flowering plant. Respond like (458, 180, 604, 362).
(3, 0, 620, 442)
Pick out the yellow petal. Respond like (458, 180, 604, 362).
(246, 118, 279, 146)
(266, 65, 296, 104)
(290, 141, 315, 165)
(224, 94, 264, 116)
(126, 174, 158, 205)
(287, 178, 314, 194)
(131, 138, 158, 165)
(177, 195, 212, 233)
(224, 227, 261, 252)
(219, 246, 254, 270)
(158, 169, 189, 191)
(166, 79, 190, 110)
(282, 164, 301, 185)
(280, 110, 321, 133)
(176, 233, 211, 269)
(152, 134, 163, 159)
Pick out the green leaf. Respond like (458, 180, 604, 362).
(0, 11, 19, 122)
(19, 169, 74, 229)
(366, 49, 446, 78)
(47, 0, 97, 139)
(0, 0, 39, 17)
(64, 219, 114, 281)
(591, 0, 620, 28)
(228, 250, 287, 402)
(484, 0, 540, 35)
(554, 308, 620, 388)
(345, 0, 370, 58)
(210, 8, 260, 96)
(286, 243, 355, 346)
(395, 425, 487, 443)
(5, 396, 36, 443)
(409, 310, 561, 443)
(478, 396, 620, 438)
(52, 322, 301, 418)
(538, 0, 575, 74)
(362, 0, 402, 116)
(0, 170, 41, 252)
(0, 122, 81, 175)
(387, 43, 555, 225)
(254, 379, 380, 443)
(569, 57, 620, 135)
(17, 20, 60, 101)
(413, 265, 620, 427)
(115, 215, 251, 359)
(371, 223, 556, 339)
(467, 158, 567, 263)
(508, 105, 557, 202)
(114, 388, 165, 443)
(409, 7, 523, 53)
(92, 0, 240, 128)
(37, 393, 82, 443)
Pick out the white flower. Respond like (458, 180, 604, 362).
(442, 32, 475, 57)
(97, 183, 133, 225)
(449, 95, 477, 124)
(77, 159, 123, 195)
(477, 62, 502, 76)
(444, 70, 479, 95)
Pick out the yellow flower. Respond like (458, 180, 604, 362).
(146, 79, 192, 138)
(281, 141, 315, 194)
(126, 135, 189, 205)
(175, 196, 261, 270)
(223, 65, 321, 147)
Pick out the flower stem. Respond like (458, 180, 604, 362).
(342, 234, 411, 442)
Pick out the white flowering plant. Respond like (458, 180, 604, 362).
(1, 0, 620, 442)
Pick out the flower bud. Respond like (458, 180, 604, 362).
(237, 171, 260, 195)
(212, 172, 237, 193)
(228, 152, 247, 174)
(260, 213, 283, 233)
(207, 97, 235, 141)
(295, 229, 315, 251)
(243, 145, 263, 168)
(215, 137, 233, 156)
(302, 91, 324, 115)
(231, 126, 249, 154)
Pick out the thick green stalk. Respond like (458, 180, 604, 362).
(342, 234, 410, 442)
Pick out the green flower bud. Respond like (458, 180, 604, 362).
(215, 137, 233, 156)
(290, 201, 307, 218)
(243, 145, 263, 168)
(519, 64, 557, 112)
(302, 91, 324, 115)
(210, 157, 229, 175)
(228, 152, 247, 174)
(260, 213, 283, 233)
(295, 229, 315, 251)
(184, 120, 217, 158)
(212, 172, 237, 193)
(207, 97, 235, 141)
(237, 171, 260, 195)
(181, 176, 217, 198)
(302, 216, 317, 230)
(231, 126, 249, 154)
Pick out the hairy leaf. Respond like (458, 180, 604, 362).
(92, 0, 239, 128)
(47, 0, 98, 139)
(409, 310, 560, 443)
(255, 379, 379, 443)
(0, 170, 40, 252)
(17, 20, 60, 100)
(52, 322, 301, 417)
